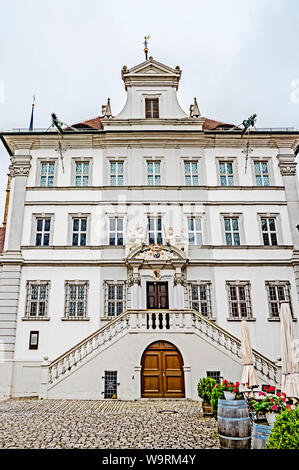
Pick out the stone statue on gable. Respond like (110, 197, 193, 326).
(165, 226, 189, 256)
(126, 225, 145, 255)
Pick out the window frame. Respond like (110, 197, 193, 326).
(36, 159, 58, 187)
(25, 281, 50, 319)
(146, 160, 161, 186)
(108, 216, 124, 246)
(265, 281, 293, 321)
(250, 157, 273, 187)
(147, 216, 163, 245)
(226, 281, 253, 321)
(188, 282, 212, 318)
(222, 215, 242, 246)
(259, 215, 279, 246)
(145, 97, 159, 119)
(32, 213, 54, 247)
(187, 217, 203, 246)
(64, 281, 89, 320)
(71, 158, 92, 187)
(104, 280, 127, 319)
(184, 160, 200, 186)
(109, 160, 124, 186)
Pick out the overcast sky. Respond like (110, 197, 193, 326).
(1, 0, 299, 220)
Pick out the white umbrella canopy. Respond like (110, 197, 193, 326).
(280, 302, 299, 398)
(240, 320, 259, 388)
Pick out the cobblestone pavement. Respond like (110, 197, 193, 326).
(0, 398, 220, 449)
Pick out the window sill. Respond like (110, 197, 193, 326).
(267, 317, 297, 322)
(21, 317, 50, 321)
(226, 318, 256, 322)
(61, 317, 90, 321)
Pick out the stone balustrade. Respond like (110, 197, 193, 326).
(43, 309, 279, 394)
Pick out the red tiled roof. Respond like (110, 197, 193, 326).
(202, 118, 236, 130)
(68, 115, 236, 131)
(0, 227, 6, 254)
(67, 116, 104, 130)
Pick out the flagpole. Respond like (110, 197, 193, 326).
(29, 95, 35, 131)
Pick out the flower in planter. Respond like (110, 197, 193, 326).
(251, 389, 289, 416)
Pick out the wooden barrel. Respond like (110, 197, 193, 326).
(252, 422, 273, 449)
(217, 399, 251, 449)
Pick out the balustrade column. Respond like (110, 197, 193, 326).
(183, 365, 192, 399)
(39, 357, 50, 399)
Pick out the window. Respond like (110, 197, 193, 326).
(65, 281, 88, 318)
(207, 371, 221, 383)
(266, 281, 292, 319)
(29, 331, 39, 350)
(190, 283, 211, 317)
(226, 281, 252, 320)
(148, 217, 163, 244)
(103, 371, 118, 398)
(184, 161, 199, 186)
(261, 217, 278, 246)
(254, 161, 270, 186)
(72, 217, 87, 246)
(224, 217, 240, 246)
(25, 281, 50, 318)
(188, 217, 203, 245)
(145, 98, 159, 118)
(219, 161, 234, 186)
(147, 161, 161, 185)
(105, 282, 126, 318)
(75, 162, 89, 186)
(109, 217, 124, 245)
(40, 162, 55, 187)
(35, 217, 51, 246)
(110, 161, 124, 186)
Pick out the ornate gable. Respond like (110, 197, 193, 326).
(121, 57, 182, 90)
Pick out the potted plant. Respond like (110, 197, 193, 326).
(222, 380, 241, 400)
(198, 377, 216, 414)
(211, 383, 225, 419)
(251, 386, 288, 426)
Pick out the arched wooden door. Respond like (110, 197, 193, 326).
(141, 341, 185, 398)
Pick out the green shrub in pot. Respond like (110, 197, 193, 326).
(266, 406, 299, 449)
(197, 377, 217, 404)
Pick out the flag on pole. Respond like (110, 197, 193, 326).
(29, 95, 35, 131)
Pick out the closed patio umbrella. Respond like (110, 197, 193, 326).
(280, 302, 299, 398)
(241, 320, 259, 388)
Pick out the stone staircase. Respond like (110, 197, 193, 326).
(41, 309, 279, 397)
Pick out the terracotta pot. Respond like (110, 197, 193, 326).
(202, 402, 212, 414)
(224, 391, 236, 400)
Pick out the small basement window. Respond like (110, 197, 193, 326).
(207, 371, 221, 383)
(145, 98, 159, 119)
(103, 371, 118, 398)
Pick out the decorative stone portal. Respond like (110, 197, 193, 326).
(141, 341, 185, 398)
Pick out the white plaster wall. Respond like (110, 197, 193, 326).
(187, 264, 299, 361)
(116, 87, 187, 120)
(46, 331, 251, 400)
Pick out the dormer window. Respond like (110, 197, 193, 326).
(145, 98, 159, 119)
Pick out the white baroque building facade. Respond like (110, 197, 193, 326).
(0, 57, 299, 400)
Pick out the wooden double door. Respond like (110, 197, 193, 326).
(147, 282, 169, 309)
(141, 341, 185, 398)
